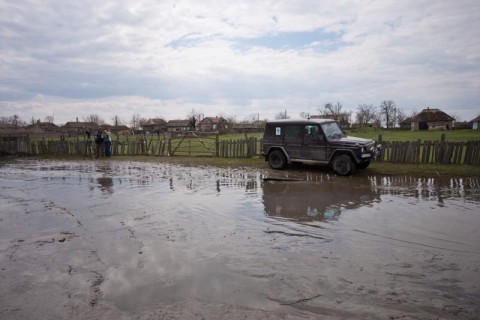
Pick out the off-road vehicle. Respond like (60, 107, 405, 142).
(261, 119, 379, 176)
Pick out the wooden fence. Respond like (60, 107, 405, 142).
(2, 135, 479, 166)
(376, 135, 480, 165)
(0, 135, 263, 159)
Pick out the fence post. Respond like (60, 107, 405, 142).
(377, 134, 383, 161)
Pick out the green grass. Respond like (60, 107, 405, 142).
(39, 129, 479, 144)
(347, 127, 480, 142)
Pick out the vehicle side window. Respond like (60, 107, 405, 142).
(304, 125, 322, 140)
(264, 125, 281, 137)
(285, 125, 301, 139)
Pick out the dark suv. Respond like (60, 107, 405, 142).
(261, 119, 379, 176)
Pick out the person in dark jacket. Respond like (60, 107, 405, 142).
(94, 127, 104, 158)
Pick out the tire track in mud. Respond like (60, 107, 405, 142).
(12, 198, 109, 310)
(119, 221, 145, 268)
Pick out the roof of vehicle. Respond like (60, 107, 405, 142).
(265, 118, 336, 125)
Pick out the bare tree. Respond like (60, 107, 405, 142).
(226, 115, 237, 125)
(318, 102, 351, 126)
(450, 112, 460, 122)
(274, 110, 290, 120)
(44, 115, 54, 123)
(243, 113, 258, 124)
(130, 114, 141, 130)
(317, 102, 341, 119)
(395, 108, 407, 127)
(111, 115, 125, 127)
(356, 104, 377, 127)
(83, 114, 105, 126)
(0, 114, 26, 127)
(379, 100, 396, 129)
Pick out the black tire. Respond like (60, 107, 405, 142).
(357, 161, 370, 169)
(331, 154, 356, 176)
(268, 150, 287, 170)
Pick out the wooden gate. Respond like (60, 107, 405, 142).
(168, 131, 218, 156)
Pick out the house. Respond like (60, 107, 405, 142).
(471, 116, 480, 130)
(62, 121, 97, 136)
(198, 117, 229, 133)
(231, 120, 265, 134)
(142, 118, 167, 134)
(410, 108, 455, 131)
(108, 125, 130, 135)
(25, 121, 59, 133)
(167, 120, 191, 132)
(400, 117, 412, 130)
(454, 121, 472, 130)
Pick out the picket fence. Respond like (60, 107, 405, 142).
(1, 136, 479, 165)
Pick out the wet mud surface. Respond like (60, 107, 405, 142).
(1, 159, 479, 319)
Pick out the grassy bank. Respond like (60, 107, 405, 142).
(347, 127, 480, 142)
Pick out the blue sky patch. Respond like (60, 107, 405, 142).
(238, 29, 344, 51)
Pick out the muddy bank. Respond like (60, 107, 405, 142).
(1, 159, 479, 319)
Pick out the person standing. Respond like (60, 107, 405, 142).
(103, 129, 112, 158)
(94, 127, 104, 159)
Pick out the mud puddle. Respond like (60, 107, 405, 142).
(0, 159, 479, 319)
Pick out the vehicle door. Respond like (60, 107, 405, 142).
(301, 124, 327, 161)
(283, 124, 302, 159)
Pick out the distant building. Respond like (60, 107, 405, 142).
(142, 118, 167, 133)
(167, 120, 191, 132)
(400, 117, 412, 130)
(62, 121, 97, 136)
(454, 121, 472, 130)
(198, 117, 229, 133)
(25, 121, 59, 133)
(471, 115, 480, 130)
(410, 108, 455, 131)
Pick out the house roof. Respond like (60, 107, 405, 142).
(25, 122, 59, 131)
(200, 116, 225, 124)
(412, 108, 455, 122)
(63, 121, 97, 129)
(167, 120, 190, 127)
(471, 115, 480, 122)
(144, 118, 167, 126)
(400, 117, 412, 124)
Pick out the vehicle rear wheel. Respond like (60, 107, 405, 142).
(331, 154, 356, 176)
(357, 160, 370, 169)
(268, 150, 287, 170)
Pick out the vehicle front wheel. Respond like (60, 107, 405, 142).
(268, 150, 287, 170)
(331, 154, 356, 176)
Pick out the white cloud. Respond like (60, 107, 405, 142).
(1, 0, 479, 124)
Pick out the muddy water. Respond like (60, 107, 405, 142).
(0, 159, 479, 320)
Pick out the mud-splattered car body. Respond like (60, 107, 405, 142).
(261, 119, 379, 175)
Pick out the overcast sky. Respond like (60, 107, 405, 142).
(1, 0, 479, 125)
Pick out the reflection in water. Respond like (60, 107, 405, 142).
(369, 176, 480, 204)
(262, 175, 480, 223)
(97, 177, 113, 194)
(1, 160, 480, 319)
(262, 176, 379, 222)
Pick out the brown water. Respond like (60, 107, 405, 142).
(1, 159, 479, 319)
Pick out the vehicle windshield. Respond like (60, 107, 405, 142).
(321, 122, 345, 140)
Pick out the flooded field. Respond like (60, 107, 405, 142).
(1, 159, 479, 319)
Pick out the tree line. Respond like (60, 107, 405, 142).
(274, 100, 417, 129)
